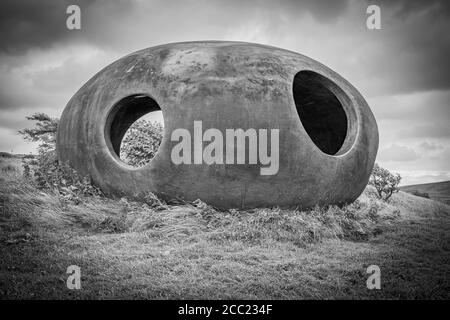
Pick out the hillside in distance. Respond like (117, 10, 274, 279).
(400, 180, 450, 205)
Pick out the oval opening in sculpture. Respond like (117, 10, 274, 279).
(293, 70, 350, 155)
(105, 94, 164, 167)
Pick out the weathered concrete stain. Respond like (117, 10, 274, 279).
(56, 41, 378, 209)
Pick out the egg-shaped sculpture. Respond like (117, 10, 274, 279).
(56, 41, 378, 209)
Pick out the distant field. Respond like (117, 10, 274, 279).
(0, 153, 23, 175)
(400, 181, 450, 205)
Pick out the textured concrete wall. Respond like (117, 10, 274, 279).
(56, 41, 378, 209)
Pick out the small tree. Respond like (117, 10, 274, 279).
(19, 113, 101, 198)
(19, 114, 163, 190)
(369, 163, 401, 201)
(19, 113, 59, 188)
(19, 113, 59, 154)
(120, 120, 164, 167)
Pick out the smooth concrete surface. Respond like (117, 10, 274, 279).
(56, 41, 378, 209)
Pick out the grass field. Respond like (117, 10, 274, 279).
(400, 181, 450, 205)
(0, 153, 24, 176)
(0, 164, 449, 299)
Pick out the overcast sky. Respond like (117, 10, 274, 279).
(1, 0, 449, 185)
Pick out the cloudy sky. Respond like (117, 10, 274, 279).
(1, 0, 449, 185)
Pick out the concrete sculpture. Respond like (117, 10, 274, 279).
(56, 41, 378, 209)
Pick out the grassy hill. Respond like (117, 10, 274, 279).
(0, 153, 23, 175)
(0, 152, 34, 176)
(400, 181, 450, 205)
(0, 167, 449, 299)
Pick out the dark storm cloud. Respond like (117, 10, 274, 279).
(1, 0, 449, 96)
(0, 0, 74, 53)
(375, 0, 450, 18)
(0, 0, 135, 54)
(283, 0, 349, 21)
(0, 0, 351, 55)
(365, 0, 450, 93)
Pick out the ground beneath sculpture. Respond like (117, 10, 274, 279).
(1, 166, 449, 299)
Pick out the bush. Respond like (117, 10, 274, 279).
(120, 119, 163, 167)
(19, 113, 103, 202)
(19, 113, 164, 201)
(18, 113, 58, 155)
(411, 190, 430, 199)
(369, 163, 401, 201)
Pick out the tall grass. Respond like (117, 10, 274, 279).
(1, 168, 395, 248)
(2, 168, 450, 299)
